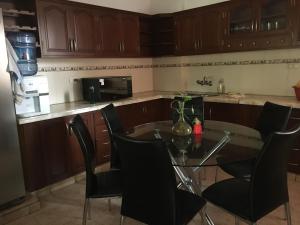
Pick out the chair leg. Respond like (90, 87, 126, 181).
(235, 217, 240, 225)
(120, 215, 125, 225)
(214, 166, 219, 183)
(198, 209, 205, 225)
(108, 198, 112, 211)
(284, 202, 292, 225)
(87, 198, 91, 220)
(82, 198, 89, 225)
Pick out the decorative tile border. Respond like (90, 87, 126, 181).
(38, 58, 300, 72)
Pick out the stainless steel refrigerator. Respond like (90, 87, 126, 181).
(0, 8, 25, 207)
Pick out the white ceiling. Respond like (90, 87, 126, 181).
(68, 0, 228, 14)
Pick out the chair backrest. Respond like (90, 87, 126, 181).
(69, 115, 97, 197)
(249, 125, 300, 221)
(255, 101, 292, 140)
(113, 134, 178, 225)
(172, 96, 204, 126)
(100, 103, 124, 169)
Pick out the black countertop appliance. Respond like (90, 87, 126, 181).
(82, 76, 132, 103)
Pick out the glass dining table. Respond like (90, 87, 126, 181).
(126, 120, 264, 195)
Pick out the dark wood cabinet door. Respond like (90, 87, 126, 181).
(201, 8, 224, 53)
(121, 14, 140, 57)
(175, 13, 197, 55)
(40, 118, 71, 185)
(18, 123, 46, 192)
(98, 12, 122, 56)
(70, 7, 97, 56)
(37, 0, 73, 57)
(292, 0, 300, 46)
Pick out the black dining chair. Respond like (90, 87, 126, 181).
(69, 115, 122, 225)
(203, 125, 300, 225)
(113, 133, 206, 225)
(172, 96, 204, 126)
(100, 103, 124, 169)
(216, 101, 292, 180)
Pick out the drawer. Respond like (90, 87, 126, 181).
(93, 112, 105, 126)
(95, 124, 110, 140)
(95, 140, 111, 164)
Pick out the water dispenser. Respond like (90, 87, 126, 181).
(7, 32, 38, 76)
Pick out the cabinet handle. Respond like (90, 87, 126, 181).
(199, 40, 202, 49)
(252, 41, 256, 46)
(209, 108, 212, 120)
(239, 42, 243, 47)
(266, 40, 271, 45)
(227, 44, 231, 48)
(66, 123, 72, 135)
(102, 129, 108, 133)
(103, 154, 110, 159)
(122, 42, 125, 52)
(74, 40, 77, 51)
(280, 39, 285, 43)
(119, 42, 122, 52)
(102, 141, 110, 145)
(69, 39, 72, 51)
(194, 41, 197, 50)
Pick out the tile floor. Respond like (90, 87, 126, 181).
(4, 167, 300, 225)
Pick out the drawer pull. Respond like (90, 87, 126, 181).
(252, 41, 256, 46)
(103, 154, 110, 158)
(290, 117, 300, 120)
(291, 148, 300, 151)
(288, 163, 300, 166)
(266, 40, 271, 45)
(102, 142, 110, 145)
(102, 129, 108, 133)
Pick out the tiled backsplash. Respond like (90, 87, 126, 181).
(38, 48, 300, 104)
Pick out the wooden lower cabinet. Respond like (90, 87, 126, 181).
(204, 102, 300, 174)
(18, 99, 172, 191)
(19, 100, 300, 192)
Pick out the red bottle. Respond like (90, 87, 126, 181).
(193, 118, 202, 135)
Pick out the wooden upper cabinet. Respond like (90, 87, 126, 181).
(97, 12, 122, 56)
(37, 0, 97, 57)
(175, 12, 197, 55)
(69, 7, 97, 56)
(175, 6, 225, 55)
(121, 14, 140, 57)
(96, 11, 140, 57)
(200, 7, 225, 53)
(292, 0, 300, 45)
(37, 0, 74, 57)
(227, 0, 257, 36)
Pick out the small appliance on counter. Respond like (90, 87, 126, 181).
(15, 75, 50, 117)
(82, 76, 132, 103)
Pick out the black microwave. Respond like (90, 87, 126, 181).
(82, 76, 132, 103)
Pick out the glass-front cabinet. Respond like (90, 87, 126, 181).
(259, 0, 290, 32)
(229, 1, 256, 35)
(228, 0, 292, 36)
(225, 0, 295, 51)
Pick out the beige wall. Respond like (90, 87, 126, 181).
(67, 0, 228, 14)
(37, 58, 153, 104)
(153, 49, 300, 97)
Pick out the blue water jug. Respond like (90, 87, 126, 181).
(7, 32, 38, 76)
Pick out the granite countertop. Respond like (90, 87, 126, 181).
(17, 91, 300, 125)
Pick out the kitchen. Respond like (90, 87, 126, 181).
(1, 0, 300, 224)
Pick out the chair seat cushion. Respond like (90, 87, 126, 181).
(89, 170, 122, 198)
(217, 157, 255, 179)
(202, 178, 251, 221)
(176, 190, 206, 225)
